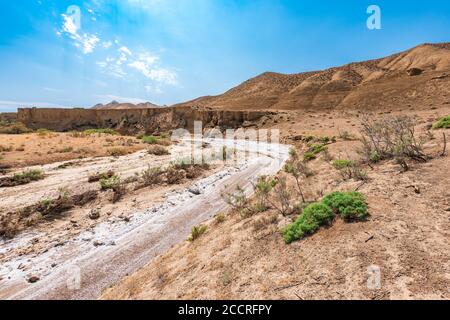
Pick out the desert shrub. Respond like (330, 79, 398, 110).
(108, 148, 127, 157)
(100, 175, 121, 190)
(322, 192, 368, 221)
(332, 159, 354, 170)
(140, 166, 163, 187)
(166, 165, 187, 184)
(188, 224, 208, 242)
(83, 128, 119, 135)
(253, 175, 277, 212)
(432, 116, 450, 129)
(148, 145, 170, 156)
(37, 188, 74, 218)
(303, 152, 316, 162)
(13, 169, 44, 182)
(222, 185, 251, 216)
(282, 202, 333, 244)
(88, 170, 115, 183)
(0, 122, 32, 134)
(308, 143, 327, 154)
(269, 176, 296, 216)
(215, 213, 226, 224)
(359, 115, 427, 164)
(141, 135, 159, 144)
(0, 169, 45, 187)
(282, 191, 368, 244)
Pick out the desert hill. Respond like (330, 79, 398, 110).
(92, 100, 161, 110)
(175, 43, 450, 111)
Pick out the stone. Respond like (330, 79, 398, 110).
(28, 276, 40, 283)
(89, 209, 100, 220)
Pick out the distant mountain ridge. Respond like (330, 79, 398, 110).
(92, 100, 162, 110)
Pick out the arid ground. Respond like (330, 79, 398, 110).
(1, 43, 450, 300)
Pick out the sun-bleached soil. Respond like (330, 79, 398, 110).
(101, 107, 450, 300)
(0, 132, 146, 168)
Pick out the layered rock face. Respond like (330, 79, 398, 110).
(0, 112, 17, 123)
(17, 107, 273, 134)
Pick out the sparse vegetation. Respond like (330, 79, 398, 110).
(332, 159, 354, 170)
(0, 169, 45, 187)
(88, 170, 115, 183)
(36, 128, 53, 137)
(140, 166, 162, 187)
(253, 175, 277, 212)
(222, 185, 251, 217)
(141, 135, 159, 144)
(0, 122, 32, 134)
(83, 128, 119, 136)
(148, 145, 170, 156)
(359, 115, 427, 168)
(188, 224, 208, 242)
(432, 116, 450, 129)
(215, 213, 226, 224)
(100, 175, 122, 191)
(108, 148, 127, 157)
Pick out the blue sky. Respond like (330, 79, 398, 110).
(0, 0, 450, 112)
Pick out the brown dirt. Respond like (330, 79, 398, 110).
(101, 106, 450, 300)
(0, 132, 146, 168)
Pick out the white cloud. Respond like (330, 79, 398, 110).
(61, 14, 100, 54)
(97, 47, 178, 87)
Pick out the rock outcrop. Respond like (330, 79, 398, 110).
(17, 107, 273, 134)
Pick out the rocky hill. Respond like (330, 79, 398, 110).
(175, 43, 450, 111)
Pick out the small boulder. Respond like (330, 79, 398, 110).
(28, 276, 40, 283)
(89, 209, 100, 220)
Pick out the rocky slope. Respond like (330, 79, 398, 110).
(175, 43, 450, 111)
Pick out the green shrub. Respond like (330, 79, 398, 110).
(12, 169, 45, 184)
(282, 203, 333, 244)
(141, 135, 159, 144)
(322, 192, 368, 221)
(432, 116, 450, 129)
(303, 152, 316, 161)
(332, 159, 354, 170)
(188, 225, 208, 242)
(100, 175, 121, 191)
(282, 191, 368, 244)
(83, 128, 119, 135)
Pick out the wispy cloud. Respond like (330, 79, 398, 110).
(60, 12, 100, 54)
(97, 45, 178, 87)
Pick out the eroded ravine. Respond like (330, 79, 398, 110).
(0, 139, 290, 300)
